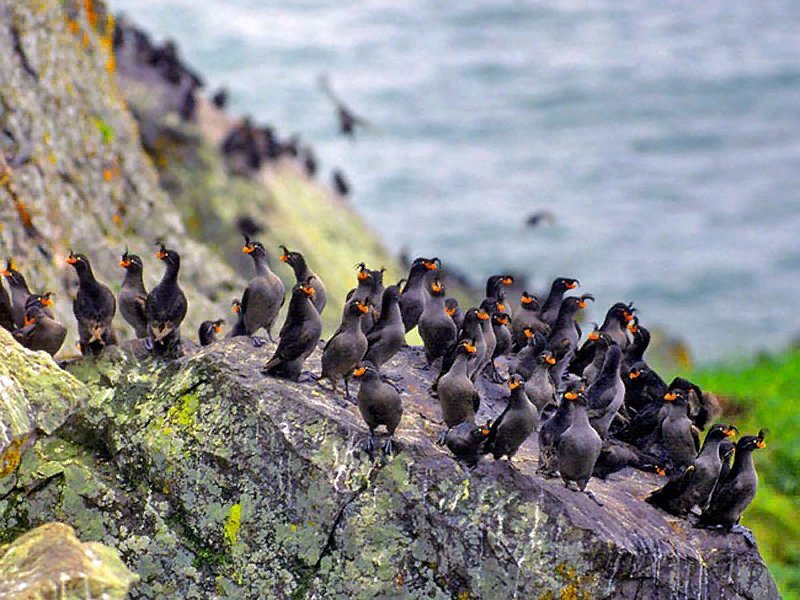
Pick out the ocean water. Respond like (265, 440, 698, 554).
(111, 0, 800, 362)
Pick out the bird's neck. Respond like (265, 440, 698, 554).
(698, 436, 723, 459)
(542, 286, 565, 314)
(251, 254, 271, 277)
(730, 449, 755, 478)
(570, 403, 591, 428)
(290, 257, 310, 281)
(123, 269, 145, 289)
(452, 353, 471, 376)
(160, 261, 180, 287)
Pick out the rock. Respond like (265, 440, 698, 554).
(0, 328, 88, 479)
(0, 338, 778, 598)
(0, 522, 138, 599)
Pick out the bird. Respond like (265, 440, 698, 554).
(538, 375, 584, 477)
(227, 298, 247, 338)
(511, 291, 548, 351)
(444, 297, 463, 330)
(262, 278, 323, 382)
(12, 301, 67, 356)
(278, 246, 326, 314)
(349, 263, 384, 334)
(484, 274, 515, 318)
(399, 257, 439, 332)
(523, 349, 557, 414)
(571, 302, 635, 374)
(585, 344, 625, 440)
(486, 374, 539, 462)
(434, 307, 486, 391)
(118, 249, 148, 338)
(539, 277, 580, 327)
(557, 388, 604, 505)
(364, 284, 406, 370)
(698, 430, 767, 546)
(510, 329, 548, 380)
(198, 319, 224, 346)
(547, 294, 593, 384)
(144, 243, 188, 356)
(490, 312, 513, 376)
(319, 297, 370, 403)
(353, 363, 403, 455)
(647, 424, 737, 516)
(0, 275, 13, 331)
(2, 258, 32, 328)
(437, 341, 481, 434)
(240, 235, 286, 345)
(332, 169, 350, 197)
(525, 210, 556, 228)
(646, 388, 700, 473)
(66, 251, 117, 356)
(418, 277, 457, 366)
(318, 74, 370, 138)
(441, 420, 492, 468)
(473, 300, 498, 381)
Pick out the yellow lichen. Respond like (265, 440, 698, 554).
(0, 437, 28, 478)
(224, 503, 242, 547)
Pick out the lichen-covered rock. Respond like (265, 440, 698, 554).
(0, 522, 137, 599)
(0, 339, 778, 598)
(0, 328, 88, 479)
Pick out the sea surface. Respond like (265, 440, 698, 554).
(111, 0, 800, 362)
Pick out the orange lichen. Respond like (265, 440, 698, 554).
(0, 437, 28, 478)
(84, 0, 98, 28)
(15, 199, 34, 229)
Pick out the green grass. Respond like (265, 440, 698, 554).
(690, 350, 800, 597)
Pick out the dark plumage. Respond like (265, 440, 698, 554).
(66, 251, 117, 356)
(442, 421, 491, 468)
(262, 279, 323, 381)
(399, 257, 439, 332)
(444, 297, 463, 331)
(557, 389, 603, 504)
(279, 246, 326, 314)
(437, 341, 480, 429)
(198, 319, 224, 346)
(571, 302, 635, 375)
(585, 344, 624, 440)
(227, 299, 247, 338)
(118, 250, 148, 338)
(364, 284, 405, 369)
(320, 297, 369, 402)
(3, 259, 32, 328)
(511, 291, 548, 351)
(486, 375, 539, 461)
(241, 236, 286, 345)
(538, 375, 584, 476)
(539, 277, 580, 327)
(418, 278, 457, 365)
(12, 303, 66, 356)
(144, 243, 188, 356)
(547, 294, 593, 384)
(353, 363, 403, 455)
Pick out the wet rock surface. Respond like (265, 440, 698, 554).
(0, 335, 779, 599)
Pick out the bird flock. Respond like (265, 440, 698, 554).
(1, 239, 766, 543)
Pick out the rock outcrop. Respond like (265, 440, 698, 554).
(0, 334, 779, 599)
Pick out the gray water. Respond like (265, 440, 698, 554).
(111, 0, 800, 362)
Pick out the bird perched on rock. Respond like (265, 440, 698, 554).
(118, 249, 148, 338)
(320, 297, 370, 403)
(2, 258, 32, 328)
(12, 301, 66, 356)
(512, 291, 548, 351)
(66, 251, 117, 356)
(198, 319, 224, 346)
(647, 424, 737, 516)
(557, 388, 604, 505)
(580, 328, 608, 386)
(547, 294, 593, 384)
(444, 297, 463, 330)
(262, 278, 323, 381)
(571, 302, 635, 374)
(490, 312, 513, 370)
(586, 344, 625, 440)
(698, 430, 767, 545)
(435, 307, 486, 390)
(399, 257, 439, 332)
(484, 274, 515, 318)
(539, 277, 579, 327)
(144, 243, 187, 356)
(437, 341, 480, 433)
(240, 235, 285, 345)
(524, 349, 557, 414)
(511, 329, 548, 380)
(486, 374, 539, 462)
(646, 388, 700, 473)
(418, 278, 457, 366)
(228, 299, 247, 338)
(441, 420, 492, 468)
(364, 284, 405, 370)
(538, 375, 584, 476)
(279, 245, 326, 314)
(473, 301, 498, 380)
(349, 263, 383, 334)
(353, 363, 403, 455)
(0, 275, 13, 331)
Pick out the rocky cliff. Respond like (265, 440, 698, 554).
(0, 327, 780, 599)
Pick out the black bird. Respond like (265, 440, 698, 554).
(228, 299, 247, 338)
(198, 319, 224, 346)
(66, 251, 117, 356)
(435, 308, 486, 390)
(523, 349, 557, 414)
(510, 329, 548, 380)
(0, 274, 13, 331)
(622, 318, 650, 374)
(644, 388, 700, 473)
(441, 421, 492, 468)
(647, 424, 737, 516)
(585, 344, 625, 440)
(581, 329, 610, 386)
(349, 263, 382, 334)
(144, 243, 188, 356)
(332, 169, 350, 197)
(353, 363, 403, 455)
(525, 210, 555, 228)
(538, 375, 584, 476)
(241, 235, 286, 345)
(398, 257, 439, 332)
(302, 147, 317, 178)
(364, 284, 405, 370)
(511, 291, 548, 351)
(698, 430, 767, 545)
(12, 302, 67, 356)
(2, 259, 32, 328)
(279, 246, 327, 314)
(418, 278, 457, 366)
(437, 341, 480, 431)
(318, 74, 370, 138)
(539, 277, 580, 327)
(320, 297, 370, 403)
(486, 375, 539, 462)
(118, 250, 148, 338)
(262, 279, 323, 381)
(491, 312, 513, 366)
(547, 294, 593, 384)
(571, 302, 635, 374)
(557, 389, 604, 505)
(444, 297, 463, 330)
(211, 87, 228, 109)
(484, 274, 515, 317)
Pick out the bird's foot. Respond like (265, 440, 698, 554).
(251, 336, 267, 348)
(382, 437, 394, 456)
(343, 392, 357, 406)
(333, 395, 350, 408)
(436, 429, 449, 446)
(585, 490, 605, 507)
(364, 433, 375, 455)
(297, 371, 319, 384)
(731, 524, 758, 548)
(143, 338, 154, 352)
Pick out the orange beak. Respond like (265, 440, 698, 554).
(564, 391, 578, 400)
(353, 366, 367, 378)
(624, 311, 634, 323)
(588, 332, 599, 341)
(502, 277, 513, 286)
(431, 282, 443, 293)
(214, 324, 223, 334)
(356, 302, 369, 314)
(496, 303, 506, 312)
(423, 261, 437, 270)
(546, 356, 556, 365)
(508, 380, 520, 390)
(663, 392, 677, 402)
(232, 304, 240, 314)
(756, 440, 766, 449)
(66, 256, 78, 265)
(279, 254, 289, 262)
(655, 467, 666, 477)
(40, 297, 53, 307)
(23, 315, 36, 326)
(303, 286, 315, 297)
(242, 245, 254, 254)
(464, 342, 477, 354)
(578, 300, 587, 309)
(120, 259, 131, 268)
(629, 371, 641, 379)
(523, 328, 534, 339)
(521, 296, 534, 305)
(627, 322, 638, 333)
(477, 310, 489, 321)
(445, 307, 456, 317)
(566, 281, 577, 289)
(156, 250, 167, 260)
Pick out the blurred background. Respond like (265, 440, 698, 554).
(112, 0, 800, 363)
(106, 2, 800, 591)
